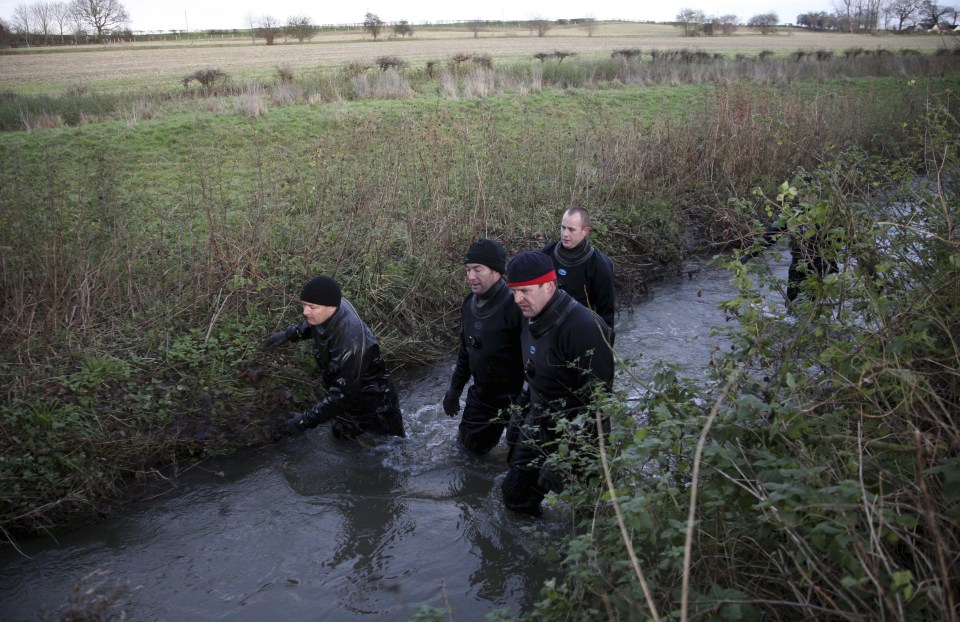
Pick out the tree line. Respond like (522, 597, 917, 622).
(673, 0, 957, 36)
(2, 0, 129, 45)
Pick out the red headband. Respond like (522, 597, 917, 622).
(507, 269, 557, 288)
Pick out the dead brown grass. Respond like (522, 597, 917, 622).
(1, 22, 955, 94)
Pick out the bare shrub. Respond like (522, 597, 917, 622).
(182, 68, 227, 90)
(233, 85, 267, 118)
(350, 73, 370, 98)
(440, 69, 459, 98)
(472, 54, 493, 70)
(612, 48, 642, 61)
(276, 64, 294, 83)
(449, 52, 472, 71)
(63, 83, 91, 98)
(271, 82, 303, 106)
(19, 109, 64, 132)
(463, 67, 495, 98)
(344, 61, 371, 77)
(371, 69, 412, 99)
(121, 97, 155, 126)
(375, 56, 406, 71)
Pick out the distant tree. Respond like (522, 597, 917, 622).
(531, 15, 552, 37)
(0, 17, 11, 47)
(834, 0, 883, 31)
(244, 12, 257, 42)
(797, 11, 835, 29)
(919, 0, 954, 25)
(363, 12, 384, 40)
(256, 15, 281, 45)
(583, 16, 598, 36)
(50, 2, 71, 43)
(675, 8, 706, 36)
(285, 14, 313, 43)
(716, 14, 739, 35)
(69, 0, 130, 41)
(32, 2, 53, 44)
(467, 19, 484, 38)
(748, 12, 780, 34)
(12, 4, 32, 45)
(393, 20, 414, 37)
(884, 0, 923, 29)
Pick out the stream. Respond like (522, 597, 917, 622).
(0, 252, 789, 622)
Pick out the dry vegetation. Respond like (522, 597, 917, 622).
(1, 22, 954, 94)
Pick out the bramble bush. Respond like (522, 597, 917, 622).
(537, 107, 959, 620)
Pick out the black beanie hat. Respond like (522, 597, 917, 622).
(463, 238, 507, 274)
(506, 251, 557, 287)
(300, 275, 342, 307)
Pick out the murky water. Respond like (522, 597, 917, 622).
(0, 253, 788, 622)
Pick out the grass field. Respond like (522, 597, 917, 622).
(1, 22, 956, 94)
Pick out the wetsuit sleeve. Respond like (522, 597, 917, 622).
(448, 302, 471, 392)
(588, 256, 616, 329)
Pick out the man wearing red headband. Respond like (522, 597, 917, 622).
(502, 251, 614, 516)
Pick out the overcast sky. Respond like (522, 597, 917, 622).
(1, 1, 837, 32)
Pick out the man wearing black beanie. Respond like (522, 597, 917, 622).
(264, 275, 405, 439)
(443, 239, 524, 454)
(502, 251, 614, 516)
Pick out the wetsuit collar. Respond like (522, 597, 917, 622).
(529, 289, 578, 338)
(553, 238, 595, 267)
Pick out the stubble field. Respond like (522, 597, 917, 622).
(0, 22, 954, 94)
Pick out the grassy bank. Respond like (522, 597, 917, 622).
(1, 72, 957, 536)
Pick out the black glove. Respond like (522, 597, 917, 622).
(284, 411, 308, 435)
(264, 329, 291, 351)
(442, 385, 462, 417)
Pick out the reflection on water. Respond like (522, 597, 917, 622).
(0, 253, 789, 621)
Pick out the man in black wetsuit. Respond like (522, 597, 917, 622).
(443, 239, 524, 454)
(541, 207, 615, 334)
(501, 251, 614, 516)
(264, 275, 405, 440)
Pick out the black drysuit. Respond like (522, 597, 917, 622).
(501, 289, 614, 515)
(285, 299, 404, 438)
(541, 239, 615, 331)
(448, 279, 525, 454)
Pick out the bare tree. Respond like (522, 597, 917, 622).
(583, 16, 598, 36)
(748, 12, 780, 34)
(50, 2, 71, 43)
(675, 8, 706, 36)
(467, 19, 484, 38)
(0, 16, 12, 47)
(69, 0, 129, 42)
(257, 14, 281, 45)
(285, 15, 314, 43)
(12, 4, 32, 45)
(393, 20, 414, 37)
(531, 15, 552, 37)
(363, 13, 384, 40)
(244, 12, 257, 42)
(883, 0, 921, 31)
(920, 0, 955, 25)
(717, 14, 739, 35)
(32, 2, 53, 44)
